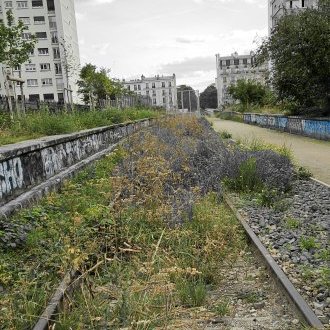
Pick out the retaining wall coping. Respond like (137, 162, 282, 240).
(0, 118, 150, 161)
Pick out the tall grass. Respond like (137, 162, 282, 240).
(0, 107, 158, 145)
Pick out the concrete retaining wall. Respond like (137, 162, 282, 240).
(0, 119, 151, 208)
(243, 114, 330, 140)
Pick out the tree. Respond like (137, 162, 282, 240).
(0, 10, 36, 118)
(254, 1, 330, 115)
(177, 85, 198, 111)
(200, 84, 217, 109)
(77, 64, 126, 110)
(228, 79, 267, 112)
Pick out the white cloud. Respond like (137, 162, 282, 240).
(92, 43, 110, 56)
(192, 0, 266, 8)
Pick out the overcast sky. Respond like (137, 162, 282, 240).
(75, 0, 268, 92)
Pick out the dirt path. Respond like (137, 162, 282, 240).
(210, 118, 330, 185)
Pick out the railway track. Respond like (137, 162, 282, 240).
(31, 192, 325, 330)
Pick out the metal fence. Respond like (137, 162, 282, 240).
(243, 113, 330, 141)
(0, 94, 153, 114)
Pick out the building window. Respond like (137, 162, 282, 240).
(34, 16, 45, 24)
(54, 63, 62, 74)
(19, 17, 30, 25)
(25, 63, 36, 71)
(43, 93, 54, 100)
(152, 91, 156, 96)
(243, 58, 248, 65)
(301, 0, 305, 7)
(57, 93, 64, 102)
(22, 32, 32, 39)
(56, 78, 64, 90)
(146, 90, 149, 95)
(162, 82, 165, 88)
(153, 98, 156, 105)
(152, 82, 156, 88)
(47, 0, 55, 11)
(163, 97, 166, 104)
(32, 0, 43, 8)
(162, 90, 166, 96)
(127, 85, 130, 91)
(36, 32, 47, 39)
(223, 77, 227, 83)
(53, 47, 60, 59)
(29, 94, 40, 101)
(5, 1, 13, 8)
(17, 1, 28, 8)
(226, 60, 230, 67)
(40, 63, 50, 71)
(138, 84, 141, 90)
(234, 59, 239, 66)
(290, 1, 293, 8)
(49, 16, 57, 29)
(27, 79, 38, 87)
(169, 82, 172, 87)
(41, 78, 53, 86)
(169, 90, 172, 95)
(51, 31, 58, 43)
(38, 48, 49, 55)
(146, 83, 149, 89)
(134, 85, 137, 91)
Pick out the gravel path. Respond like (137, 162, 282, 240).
(232, 179, 330, 327)
(210, 118, 330, 185)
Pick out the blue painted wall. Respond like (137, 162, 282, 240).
(243, 114, 330, 140)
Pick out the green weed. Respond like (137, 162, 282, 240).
(213, 300, 230, 316)
(284, 217, 300, 229)
(299, 236, 319, 251)
(224, 157, 263, 193)
(219, 130, 232, 139)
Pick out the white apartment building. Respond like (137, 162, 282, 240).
(215, 52, 267, 108)
(0, 0, 80, 103)
(268, 0, 318, 33)
(122, 74, 178, 110)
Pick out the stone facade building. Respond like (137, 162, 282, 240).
(0, 0, 80, 103)
(122, 74, 178, 110)
(215, 52, 267, 108)
(268, 0, 318, 33)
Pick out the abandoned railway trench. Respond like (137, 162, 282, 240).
(0, 115, 329, 329)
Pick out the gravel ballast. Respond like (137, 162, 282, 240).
(233, 179, 330, 326)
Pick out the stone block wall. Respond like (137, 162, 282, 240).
(0, 119, 151, 207)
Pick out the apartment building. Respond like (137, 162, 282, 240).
(215, 52, 267, 108)
(122, 74, 178, 110)
(269, 0, 318, 33)
(0, 0, 80, 103)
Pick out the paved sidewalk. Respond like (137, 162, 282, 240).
(210, 118, 330, 185)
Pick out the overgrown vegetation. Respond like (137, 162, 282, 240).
(0, 107, 158, 145)
(227, 79, 274, 113)
(0, 116, 294, 328)
(255, 1, 330, 116)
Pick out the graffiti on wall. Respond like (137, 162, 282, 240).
(0, 157, 24, 199)
(243, 114, 330, 140)
(0, 120, 150, 205)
